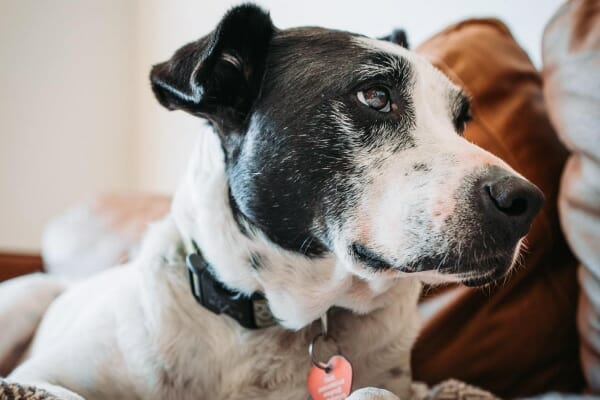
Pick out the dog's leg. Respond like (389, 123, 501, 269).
(347, 387, 401, 400)
(0, 273, 68, 373)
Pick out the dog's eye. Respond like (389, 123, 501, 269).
(454, 95, 472, 135)
(357, 87, 392, 112)
(454, 107, 472, 135)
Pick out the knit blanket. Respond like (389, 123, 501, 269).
(0, 379, 498, 400)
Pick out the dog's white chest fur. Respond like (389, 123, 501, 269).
(135, 217, 421, 400)
(21, 216, 420, 399)
(10, 130, 422, 400)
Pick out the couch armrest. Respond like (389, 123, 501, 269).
(0, 253, 43, 283)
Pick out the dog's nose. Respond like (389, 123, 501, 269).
(480, 167, 544, 237)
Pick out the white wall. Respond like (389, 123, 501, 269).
(0, 0, 135, 252)
(1, 0, 562, 252)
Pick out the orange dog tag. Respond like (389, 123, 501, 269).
(307, 355, 353, 400)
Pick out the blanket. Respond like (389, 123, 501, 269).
(0, 379, 498, 400)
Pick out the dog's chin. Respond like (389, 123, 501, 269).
(458, 243, 523, 287)
(412, 253, 517, 287)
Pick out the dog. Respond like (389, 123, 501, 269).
(2, 4, 544, 399)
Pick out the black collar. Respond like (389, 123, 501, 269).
(186, 243, 277, 329)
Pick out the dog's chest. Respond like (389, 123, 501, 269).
(152, 324, 311, 399)
(150, 308, 415, 400)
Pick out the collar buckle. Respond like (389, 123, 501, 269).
(186, 252, 277, 329)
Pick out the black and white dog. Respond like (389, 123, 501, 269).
(4, 4, 543, 399)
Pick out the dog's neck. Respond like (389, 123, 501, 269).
(171, 129, 409, 329)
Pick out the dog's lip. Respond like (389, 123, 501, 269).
(462, 276, 493, 287)
(351, 243, 512, 283)
(460, 268, 506, 287)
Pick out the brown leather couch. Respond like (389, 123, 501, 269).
(0, 254, 43, 283)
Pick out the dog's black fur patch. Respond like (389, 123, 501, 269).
(151, 4, 275, 134)
(151, 5, 417, 257)
(227, 28, 417, 255)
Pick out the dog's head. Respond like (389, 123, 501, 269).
(151, 4, 543, 288)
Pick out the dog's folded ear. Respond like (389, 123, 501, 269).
(379, 29, 409, 49)
(150, 4, 274, 129)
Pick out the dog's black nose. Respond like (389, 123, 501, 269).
(480, 167, 544, 238)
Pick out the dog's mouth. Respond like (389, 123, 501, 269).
(350, 242, 513, 286)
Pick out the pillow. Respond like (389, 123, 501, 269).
(412, 19, 583, 397)
(542, 0, 600, 393)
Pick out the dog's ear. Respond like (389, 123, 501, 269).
(379, 29, 409, 49)
(150, 4, 274, 129)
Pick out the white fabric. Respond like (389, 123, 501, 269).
(542, 0, 600, 393)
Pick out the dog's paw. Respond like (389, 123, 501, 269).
(347, 387, 401, 400)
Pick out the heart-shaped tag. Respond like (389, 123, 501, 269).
(307, 355, 353, 400)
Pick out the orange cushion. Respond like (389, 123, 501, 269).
(412, 19, 583, 397)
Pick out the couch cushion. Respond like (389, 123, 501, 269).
(412, 19, 583, 397)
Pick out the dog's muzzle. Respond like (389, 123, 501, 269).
(350, 166, 544, 286)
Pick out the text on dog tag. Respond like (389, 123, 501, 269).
(307, 355, 353, 400)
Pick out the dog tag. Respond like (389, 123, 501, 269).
(307, 355, 353, 400)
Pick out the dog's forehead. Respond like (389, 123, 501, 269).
(265, 27, 461, 103)
(268, 27, 414, 80)
(354, 36, 464, 100)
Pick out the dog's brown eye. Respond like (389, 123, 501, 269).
(357, 87, 391, 112)
(454, 94, 472, 135)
